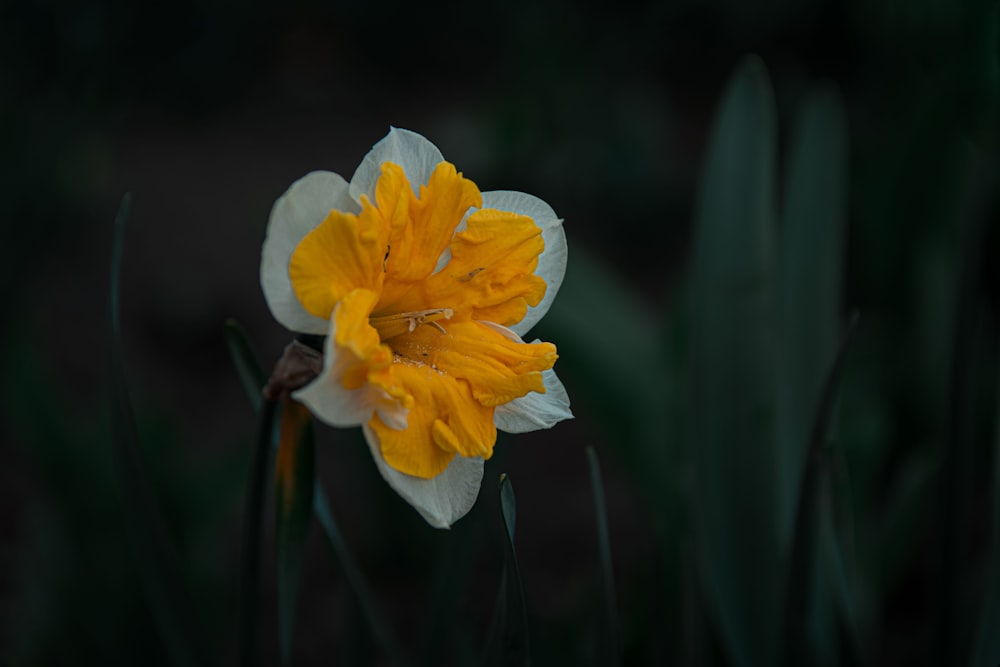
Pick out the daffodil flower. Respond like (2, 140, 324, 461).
(260, 128, 572, 528)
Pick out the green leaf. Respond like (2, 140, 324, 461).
(313, 483, 407, 666)
(688, 55, 781, 667)
(237, 397, 277, 667)
(971, 356, 1000, 667)
(782, 314, 862, 667)
(108, 193, 204, 666)
(484, 474, 529, 667)
(227, 322, 404, 665)
(586, 447, 620, 666)
(937, 146, 990, 665)
(274, 398, 316, 666)
(775, 85, 849, 550)
(225, 319, 267, 413)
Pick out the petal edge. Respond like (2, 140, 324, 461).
(363, 424, 484, 528)
(494, 367, 573, 433)
(350, 128, 445, 204)
(481, 191, 567, 335)
(262, 171, 359, 334)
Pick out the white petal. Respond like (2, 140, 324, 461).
(474, 322, 573, 433)
(363, 424, 484, 529)
(495, 367, 573, 433)
(349, 127, 445, 203)
(481, 190, 568, 336)
(292, 312, 409, 429)
(261, 171, 360, 335)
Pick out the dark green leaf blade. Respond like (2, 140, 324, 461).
(227, 322, 404, 665)
(225, 319, 267, 413)
(274, 397, 316, 666)
(237, 397, 277, 667)
(484, 474, 529, 667)
(971, 355, 1000, 667)
(313, 482, 407, 666)
(108, 193, 203, 667)
(586, 447, 620, 666)
(782, 313, 862, 667)
(689, 55, 781, 667)
(775, 85, 849, 550)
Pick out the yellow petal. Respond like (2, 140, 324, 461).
(390, 318, 557, 407)
(386, 208, 548, 327)
(330, 289, 411, 412)
(289, 207, 388, 320)
(369, 362, 497, 479)
(375, 161, 483, 311)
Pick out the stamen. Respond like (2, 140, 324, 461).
(370, 308, 454, 341)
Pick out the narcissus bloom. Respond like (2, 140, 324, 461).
(261, 128, 572, 528)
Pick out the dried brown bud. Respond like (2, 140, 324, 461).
(263, 339, 324, 401)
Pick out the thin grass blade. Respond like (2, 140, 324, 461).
(586, 447, 620, 666)
(783, 313, 861, 666)
(275, 397, 316, 666)
(237, 397, 277, 667)
(225, 321, 403, 664)
(225, 319, 267, 413)
(484, 474, 529, 667)
(108, 193, 203, 666)
(313, 482, 407, 666)
(971, 355, 1000, 667)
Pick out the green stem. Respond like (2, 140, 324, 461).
(238, 397, 278, 667)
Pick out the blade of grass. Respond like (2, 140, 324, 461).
(782, 312, 860, 666)
(225, 319, 267, 414)
(586, 447, 620, 666)
(938, 148, 988, 666)
(776, 85, 849, 551)
(237, 397, 277, 667)
(275, 397, 316, 666)
(108, 193, 203, 666)
(225, 322, 404, 665)
(313, 482, 407, 666)
(971, 354, 1000, 667)
(484, 474, 529, 667)
(689, 55, 780, 667)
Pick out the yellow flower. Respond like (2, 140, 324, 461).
(260, 128, 571, 527)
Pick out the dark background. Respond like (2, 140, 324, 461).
(2, 0, 998, 664)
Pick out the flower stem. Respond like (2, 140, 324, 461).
(238, 396, 278, 667)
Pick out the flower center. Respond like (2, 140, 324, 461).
(369, 307, 454, 341)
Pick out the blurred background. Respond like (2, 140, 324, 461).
(1, 0, 998, 664)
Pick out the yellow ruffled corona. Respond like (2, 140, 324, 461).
(261, 128, 571, 527)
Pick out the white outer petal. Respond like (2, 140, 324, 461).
(480, 190, 567, 336)
(292, 311, 409, 429)
(363, 424, 484, 529)
(495, 368, 573, 433)
(476, 322, 573, 433)
(261, 171, 360, 334)
(349, 127, 445, 203)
